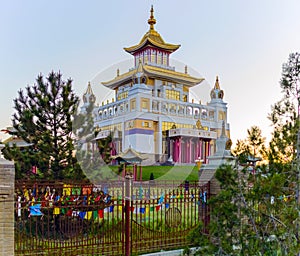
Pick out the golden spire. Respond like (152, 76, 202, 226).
(124, 5, 180, 54)
(148, 5, 156, 30)
(214, 76, 220, 89)
(83, 81, 96, 104)
(86, 81, 93, 94)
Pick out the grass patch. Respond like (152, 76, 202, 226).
(109, 165, 199, 182)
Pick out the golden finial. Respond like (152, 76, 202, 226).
(215, 76, 220, 89)
(117, 68, 120, 77)
(184, 65, 188, 74)
(196, 119, 203, 130)
(85, 81, 93, 95)
(148, 5, 156, 30)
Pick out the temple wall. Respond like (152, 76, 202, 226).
(0, 158, 15, 256)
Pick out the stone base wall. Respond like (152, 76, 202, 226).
(0, 158, 15, 256)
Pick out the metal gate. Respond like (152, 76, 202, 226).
(15, 179, 210, 255)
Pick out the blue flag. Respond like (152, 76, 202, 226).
(29, 204, 43, 216)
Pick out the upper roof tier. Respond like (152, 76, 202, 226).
(102, 61, 204, 90)
(124, 6, 180, 55)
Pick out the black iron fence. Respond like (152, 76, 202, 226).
(15, 179, 210, 255)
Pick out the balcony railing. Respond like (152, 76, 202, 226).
(169, 128, 217, 139)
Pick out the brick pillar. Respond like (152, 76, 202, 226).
(0, 158, 15, 256)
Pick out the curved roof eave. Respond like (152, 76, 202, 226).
(124, 38, 180, 54)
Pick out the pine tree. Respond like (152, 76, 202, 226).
(232, 126, 266, 164)
(3, 71, 79, 179)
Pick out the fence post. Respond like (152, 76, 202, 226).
(0, 158, 15, 256)
(125, 173, 132, 256)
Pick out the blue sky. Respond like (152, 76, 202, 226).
(1, 1, 300, 145)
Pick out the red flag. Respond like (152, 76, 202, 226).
(98, 209, 104, 218)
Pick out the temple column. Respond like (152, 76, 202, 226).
(208, 140, 211, 159)
(204, 140, 210, 164)
(203, 140, 207, 163)
(184, 138, 188, 163)
(199, 139, 203, 160)
(139, 165, 142, 181)
(185, 138, 190, 163)
(189, 138, 193, 163)
(173, 138, 177, 162)
(193, 139, 197, 161)
(169, 138, 173, 161)
(178, 137, 182, 164)
(133, 164, 137, 181)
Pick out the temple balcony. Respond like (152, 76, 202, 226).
(94, 96, 217, 123)
(168, 127, 217, 139)
(93, 130, 111, 140)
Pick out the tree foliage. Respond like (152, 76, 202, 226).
(280, 52, 300, 112)
(232, 126, 266, 164)
(97, 133, 113, 164)
(72, 103, 116, 182)
(268, 52, 300, 163)
(3, 71, 79, 179)
(189, 53, 300, 255)
(189, 163, 299, 255)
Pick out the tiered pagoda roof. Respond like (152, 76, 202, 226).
(124, 6, 180, 54)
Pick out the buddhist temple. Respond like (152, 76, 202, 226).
(89, 6, 230, 165)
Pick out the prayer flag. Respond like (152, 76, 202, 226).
(98, 209, 104, 218)
(109, 205, 114, 212)
(53, 207, 60, 215)
(139, 186, 143, 199)
(145, 206, 150, 214)
(29, 204, 43, 216)
(133, 207, 139, 214)
(72, 211, 79, 217)
(93, 211, 98, 220)
(72, 187, 81, 195)
(66, 209, 72, 216)
(79, 211, 86, 219)
(84, 211, 93, 220)
(158, 193, 164, 205)
(63, 184, 72, 196)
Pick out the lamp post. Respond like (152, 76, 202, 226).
(124, 171, 133, 256)
(196, 157, 203, 170)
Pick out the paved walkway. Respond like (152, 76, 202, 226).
(141, 247, 198, 256)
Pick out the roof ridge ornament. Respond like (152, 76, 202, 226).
(210, 75, 224, 100)
(215, 76, 220, 90)
(83, 81, 96, 104)
(137, 58, 144, 73)
(148, 5, 156, 31)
